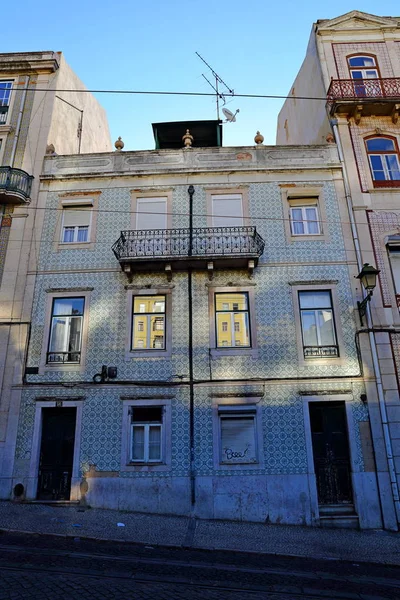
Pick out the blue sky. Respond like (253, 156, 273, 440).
(6, 1, 399, 150)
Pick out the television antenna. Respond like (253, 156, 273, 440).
(196, 52, 235, 120)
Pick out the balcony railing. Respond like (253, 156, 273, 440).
(0, 166, 33, 203)
(113, 226, 265, 275)
(303, 345, 339, 359)
(327, 78, 400, 119)
(0, 106, 8, 125)
(46, 351, 81, 364)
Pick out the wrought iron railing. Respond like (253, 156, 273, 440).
(327, 77, 400, 107)
(0, 166, 33, 200)
(303, 345, 339, 359)
(46, 351, 81, 364)
(112, 227, 265, 262)
(0, 106, 8, 125)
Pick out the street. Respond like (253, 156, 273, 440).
(0, 532, 398, 599)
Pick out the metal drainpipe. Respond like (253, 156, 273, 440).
(9, 76, 29, 167)
(331, 118, 400, 525)
(187, 185, 195, 506)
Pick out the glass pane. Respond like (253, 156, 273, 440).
(291, 221, 305, 234)
(220, 417, 256, 463)
(77, 226, 88, 242)
(299, 291, 332, 309)
(386, 155, 400, 180)
(68, 317, 82, 351)
(233, 313, 250, 347)
(62, 227, 75, 243)
(349, 56, 375, 67)
(53, 298, 84, 316)
(369, 155, 386, 180)
(133, 407, 162, 422)
(305, 207, 320, 234)
(133, 316, 148, 349)
(216, 293, 248, 311)
(49, 318, 68, 352)
(365, 70, 378, 79)
(216, 313, 233, 347)
(148, 425, 161, 460)
(301, 311, 318, 346)
(132, 426, 145, 460)
(317, 310, 336, 346)
(133, 296, 165, 314)
(0, 81, 12, 106)
(351, 71, 363, 80)
(291, 208, 303, 220)
(366, 138, 395, 152)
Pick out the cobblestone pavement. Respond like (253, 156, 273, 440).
(1, 501, 399, 565)
(0, 532, 399, 599)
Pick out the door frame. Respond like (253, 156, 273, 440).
(302, 394, 360, 522)
(27, 400, 83, 501)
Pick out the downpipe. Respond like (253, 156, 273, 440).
(331, 119, 400, 526)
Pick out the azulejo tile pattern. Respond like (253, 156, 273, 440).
(367, 210, 400, 306)
(332, 42, 393, 80)
(15, 175, 368, 497)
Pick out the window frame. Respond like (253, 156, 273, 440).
(214, 291, 251, 349)
(281, 186, 329, 243)
(130, 406, 164, 464)
(298, 290, 339, 360)
(121, 398, 172, 472)
(212, 396, 264, 471)
(364, 135, 400, 188)
(54, 193, 100, 251)
(347, 54, 380, 80)
(289, 203, 321, 236)
(125, 287, 172, 359)
(130, 191, 172, 230)
(131, 294, 167, 351)
(205, 188, 249, 227)
(0, 79, 14, 126)
(290, 283, 345, 367)
(47, 296, 85, 365)
(40, 290, 91, 373)
(208, 285, 258, 358)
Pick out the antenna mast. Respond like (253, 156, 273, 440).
(195, 52, 234, 120)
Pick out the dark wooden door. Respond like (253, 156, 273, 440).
(309, 402, 353, 505)
(37, 407, 76, 500)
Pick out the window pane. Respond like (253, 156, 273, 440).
(234, 313, 250, 346)
(69, 316, 82, 351)
(132, 426, 145, 460)
(317, 310, 336, 345)
(291, 208, 303, 220)
(133, 316, 148, 349)
(220, 416, 257, 463)
(385, 155, 400, 180)
(133, 407, 162, 422)
(148, 425, 161, 460)
(299, 291, 332, 309)
(369, 155, 385, 180)
(301, 311, 319, 346)
(349, 56, 376, 67)
(77, 226, 89, 242)
(216, 313, 233, 347)
(53, 298, 84, 316)
(366, 138, 395, 152)
(133, 296, 165, 313)
(216, 293, 248, 311)
(291, 220, 305, 234)
(62, 227, 75, 243)
(0, 81, 12, 106)
(49, 318, 68, 352)
(212, 194, 243, 227)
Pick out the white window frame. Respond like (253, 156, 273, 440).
(125, 287, 172, 360)
(206, 188, 249, 227)
(130, 191, 172, 230)
(0, 79, 14, 126)
(208, 285, 258, 358)
(212, 395, 264, 471)
(121, 398, 172, 472)
(47, 296, 85, 365)
(298, 290, 338, 359)
(281, 186, 329, 243)
(130, 408, 163, 463)
(289, 204, 321, 236)
(54, 193, 100, 251)
(39, 290, 91, 374)
(290, 283, 346, 367)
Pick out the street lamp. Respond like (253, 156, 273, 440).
(356, 263, 380, 325)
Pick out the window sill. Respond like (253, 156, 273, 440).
(298, 355, 347, 367)
(57, 242, 94, 251)
(125, 349, 171, 360)
(41, 363, 84, 373)
(289, 234, 328, 243)
(210, 348, 258, 359)
(372, 180, 400, 188)
(216, 461, 261, 471)
(121, 462, 170, 473)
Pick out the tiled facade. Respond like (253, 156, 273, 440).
(11, 145, 384, 528)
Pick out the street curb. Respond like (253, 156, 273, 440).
(1, 526, 399, 568)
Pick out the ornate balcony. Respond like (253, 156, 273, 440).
(327, 78, 400, 123)
(0, 166, 33, 204)
(112, 226, 265, 278)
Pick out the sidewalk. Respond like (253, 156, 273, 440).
(0, 501, 399, 565)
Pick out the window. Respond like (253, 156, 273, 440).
(348, 55, 379, 80)
(47, 297, 85, 364)
(219, 406, 258, 464)
(0, 81, 12, 124)
(388, 244, 400, 299)
(130, 406, 163, 463)
(215, 292, 250, 348)
(61, 208, 91, 243)
(290, 202, 320, 236)
(298, 291, 338, 359)
(365, 137, 400, 186)
(132, 295, 166, 350)
(211, 194, 244, 227)
(136, 197, 167, 230)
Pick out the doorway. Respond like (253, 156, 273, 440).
(309, 401, 353, 505)
(37, 407, 77, 500)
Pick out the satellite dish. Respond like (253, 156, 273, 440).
(222, 108, 239, 122)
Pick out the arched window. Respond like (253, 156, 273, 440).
(348, 55, 379, 80)
(365, 137, 400, 186)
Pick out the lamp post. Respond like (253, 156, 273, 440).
(356, 263, 380, 326)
